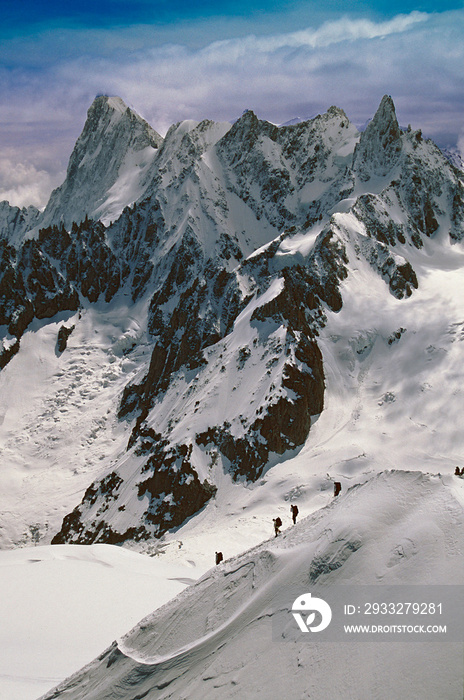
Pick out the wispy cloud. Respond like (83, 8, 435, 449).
(204, 11, 429, 54)
(1, 9, 463, 208)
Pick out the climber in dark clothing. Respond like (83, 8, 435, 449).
(215, 551, 223, 565)
(290, 504, 299, 524)
(273, 517, 282, 537)
(334, 481, 342, 497)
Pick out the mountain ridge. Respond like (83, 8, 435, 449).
(0, 94, 463, 549)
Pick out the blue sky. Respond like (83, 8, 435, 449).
(3, 0, 463, 31)
(1, 1, 464, 207)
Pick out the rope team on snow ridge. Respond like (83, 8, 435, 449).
(216, 480, 346, 562)
(216, 464, 463, 566)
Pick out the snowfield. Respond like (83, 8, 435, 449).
(0, 300, 152, 548)
(0, 544, 201, 700)
(2, 224, 464, 698)
(1, 207, 464, 699)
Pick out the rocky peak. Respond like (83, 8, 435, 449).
(326, 105, 350, 121)
(74, 95, 162, 158)
(221, 110, 278, 154)
(363, 95, 401, 145)
(353, 95, 403, 180)
(370, 95, 399, 129)
(39, 96, 163, 229)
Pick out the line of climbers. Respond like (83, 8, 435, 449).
(273, 481, 342, 537)
(216, 466, 463, 564)
(216, 481, 344, 563)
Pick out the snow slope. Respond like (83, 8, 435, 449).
(38, 471, 464, 700)
(0, 299, 152, 548)
(298, 212, 464, 480)
(0, 544, 202, 700)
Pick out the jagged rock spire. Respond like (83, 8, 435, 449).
(39, 96, 163, 229)
(353, 95, 403, 180)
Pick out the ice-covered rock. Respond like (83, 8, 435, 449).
(0, 200, 40, 245)
(353, 94, 403, 180)
(40, 96, 163, 230)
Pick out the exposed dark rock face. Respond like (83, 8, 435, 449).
(0, 239, 33, 338)
(52, 438, 217, 543)
(38, 220, 127, 303)
(57, 324, 75, 353)
(137, 445, 217, 536)
(52, 472, 130, 544)
(0, 235, 80, 359)
(18, 238, 80, 318)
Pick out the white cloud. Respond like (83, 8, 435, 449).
(203, 11, 429, 55)
(58, 9, 461, 138)
(0, 158, 63, 210)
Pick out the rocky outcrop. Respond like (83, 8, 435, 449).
(52, 440, 217, 543)
(353, 95, 403, 180)
(195, 332, 324, 481)
(356, 234, 418, 298)
(38, 220, 127, 303)
(57, 324, 75, 353)
(217, 107, 357, 230)
(0, 235, 79, 348)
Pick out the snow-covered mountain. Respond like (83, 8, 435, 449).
(0, 200, 40, 244)
(0, 93, 464, 553)
(2, 92, 464, 700)
(40, 96, 163, 230)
